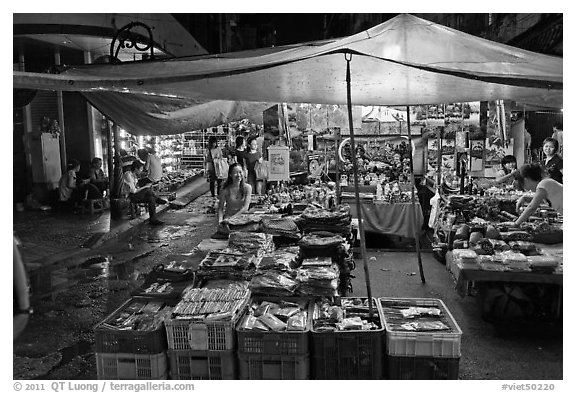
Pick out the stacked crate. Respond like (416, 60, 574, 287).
(164, 287, 250, 380)
(236, 297, 312, 380)
(310, 297, 384, 379)
(380, 297, 462, 380)
(94, 298, 170, 379)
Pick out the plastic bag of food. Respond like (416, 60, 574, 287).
(238, 314, 258, 330)
(286, 312, 307, 331)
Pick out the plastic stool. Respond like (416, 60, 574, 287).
(81, 198, 104, 215)
(129, 201, 149, 218)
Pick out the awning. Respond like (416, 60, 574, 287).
(14, 14, 562, 136)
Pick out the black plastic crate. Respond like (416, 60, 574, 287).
(168, 349, 236, 380)
(238, 353, 309, 380)
(387, 355, 460, 380)
(310, 297, 384, 379)
(236, 297, 312, 356)
(95, 298, 168, 355)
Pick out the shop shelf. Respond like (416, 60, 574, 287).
(94, 298, 168, 355)
(168, 349, 236, 380)
(238, 353, 310, 380)
(310, 297, 384, 379)
(386, 355, 460, 380)
(165, 296, 249, 351)
(379, 297, 462, 358)
(236, 297, 312, 356)
(95, 351, 168, 380)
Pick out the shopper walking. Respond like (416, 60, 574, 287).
(233, 135, 248, 174)
(245, 135, 263, 195)
(205, 136, 223, 198)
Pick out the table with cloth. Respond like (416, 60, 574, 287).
(344, 200, 424, 239)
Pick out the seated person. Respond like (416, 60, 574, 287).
(137, 148, 163, 187)
(120, 149, 137, 173)
(511, 163, 563, 227)
(121, 160, 166, 226)
(494, 155, 519, 187)
(217, 163, 252, 230)
(79, 175, 104, 202)
(88, 157, 109, 196)
(58, 159, 81, 210)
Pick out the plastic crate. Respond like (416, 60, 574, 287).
(95, 351, 168, 380)
(236, 297, 312, 356)
(379, 297, 462, 358)
(310, 297, 384, 379)
(165, 296, 249, 351)
(95, 298, 168, 354)
(387, 355, 460, 380)
(168, 349, 236, 380)
(238, 353, 309, 380)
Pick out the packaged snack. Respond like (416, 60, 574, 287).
(488, 239, 510, 251)
(286, 312, 307, 331)
(258, 313, 287, 332)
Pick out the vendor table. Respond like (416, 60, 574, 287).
(446, 248, 563, 322)
(345, 201, 424, 239)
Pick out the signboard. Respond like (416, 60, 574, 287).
(267, 145, 290, 181)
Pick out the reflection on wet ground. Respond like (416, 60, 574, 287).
(31, 340, 93, 380)
(139, 224, 198, 243)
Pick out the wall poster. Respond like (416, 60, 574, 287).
(267, 145, 290, 181)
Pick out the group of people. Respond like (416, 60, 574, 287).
(205, 134, 265, 199)
(58, 148, 167, 225)
(58, 157, 109, 210)
(494, 135, 563, 227)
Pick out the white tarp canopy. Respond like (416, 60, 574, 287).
(13, 14, 562, 136)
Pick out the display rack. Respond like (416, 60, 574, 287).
(181, 129, 230, 170)
(157, 135, 183, 172)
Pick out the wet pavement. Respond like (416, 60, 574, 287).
(12, 189, 563, 380)
(13, 192, 218, 380)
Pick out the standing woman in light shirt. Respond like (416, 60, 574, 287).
(513, 163, 563, 227)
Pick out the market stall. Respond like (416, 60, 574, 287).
(15, 13, 562, 380)
(433, 191, 563, 324)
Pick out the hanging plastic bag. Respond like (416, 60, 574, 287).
(428, 191, 441, 228)
(255, 160, 269, 180)
(214, 157, 229, 179)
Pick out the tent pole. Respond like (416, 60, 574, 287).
(105, 119, 114, 192)
(345, 54, 373, 316)
(406, 107, 426, 283)
(335, 131, 341, 205)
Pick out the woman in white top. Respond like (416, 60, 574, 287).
(513, 163, 563, 227)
